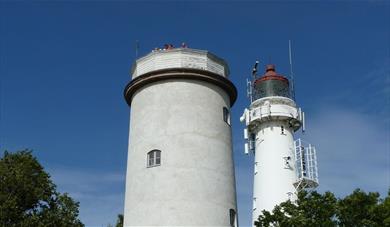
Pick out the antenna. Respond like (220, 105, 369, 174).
(289, 40, 294, 76)
(248, 60, 259, 103)
(247, 78, 253, 103)
(288, 40, 296, 99)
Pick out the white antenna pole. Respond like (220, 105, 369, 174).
(248, 60, 259, 104)
(247, 78, 253, 103)
(288, 40, 295, 99)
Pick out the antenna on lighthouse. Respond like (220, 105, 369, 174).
(289, 40, 293, 76)
(289, 40, 296, 100)
(246, 78, 253, 103)
(247, 60, 259, 103)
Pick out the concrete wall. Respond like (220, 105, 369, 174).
(124, 79, 237, 226)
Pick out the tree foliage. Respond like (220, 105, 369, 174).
(115, 214, 123, 227)
(255, 189, 390, 227)
(0, 150, 84, 227)
(337, 189, 390, 227)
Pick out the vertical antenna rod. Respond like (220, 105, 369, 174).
(248, 60, 259, 103)
(247, 79, 253, 103)
(289, 40, 295, 99)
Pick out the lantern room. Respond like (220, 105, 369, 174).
(253, 64, 293, 100)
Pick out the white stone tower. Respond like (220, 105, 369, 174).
(240, 64, 319, 225)
(123, 47, 238, 226)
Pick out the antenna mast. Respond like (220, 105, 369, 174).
(289, 40, 293, 76)
(247, 60, 259, 103)
(289, 40, 295, 99)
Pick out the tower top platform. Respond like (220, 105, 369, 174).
(131, 48, 230, 79)
(124, 47, 237, 107)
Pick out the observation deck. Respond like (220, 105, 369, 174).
(124, 47, 237, 107)
(131, 48, 229, 79)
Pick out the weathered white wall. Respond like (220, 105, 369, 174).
(124, 79, 237, 226)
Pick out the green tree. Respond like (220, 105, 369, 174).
(0, 150, 84, 227)
(337, 189, 390, 227)
(255, 190, 337, 227)
(255, 189, 390, 227)
(115, 214, 123, 227)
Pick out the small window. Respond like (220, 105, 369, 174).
(229, 209, 236, 227)
(223, 107, 231, 125)
(147, 150, 161, 168)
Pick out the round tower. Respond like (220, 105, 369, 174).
(241, 64, 318, 225)
(123, 47, 238, 226)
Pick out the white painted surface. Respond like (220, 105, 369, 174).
(241, 96, 301, 225)
(124, 80, 236, 226)
(252, 120, 297, 223)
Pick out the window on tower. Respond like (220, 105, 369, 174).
(147, 150, 161, 168)
(229, 209, 236, 227)
(223, 107, 231, 125)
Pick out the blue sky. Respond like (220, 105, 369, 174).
(1, 1, 389, 226)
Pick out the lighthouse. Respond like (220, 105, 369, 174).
(123, 47, 238, 226)
(240, 63, 319, 225)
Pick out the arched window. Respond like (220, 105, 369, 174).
(223, 107, 231, 125)
(229, 209, 236, 227)
(147, 150, 161, 168)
